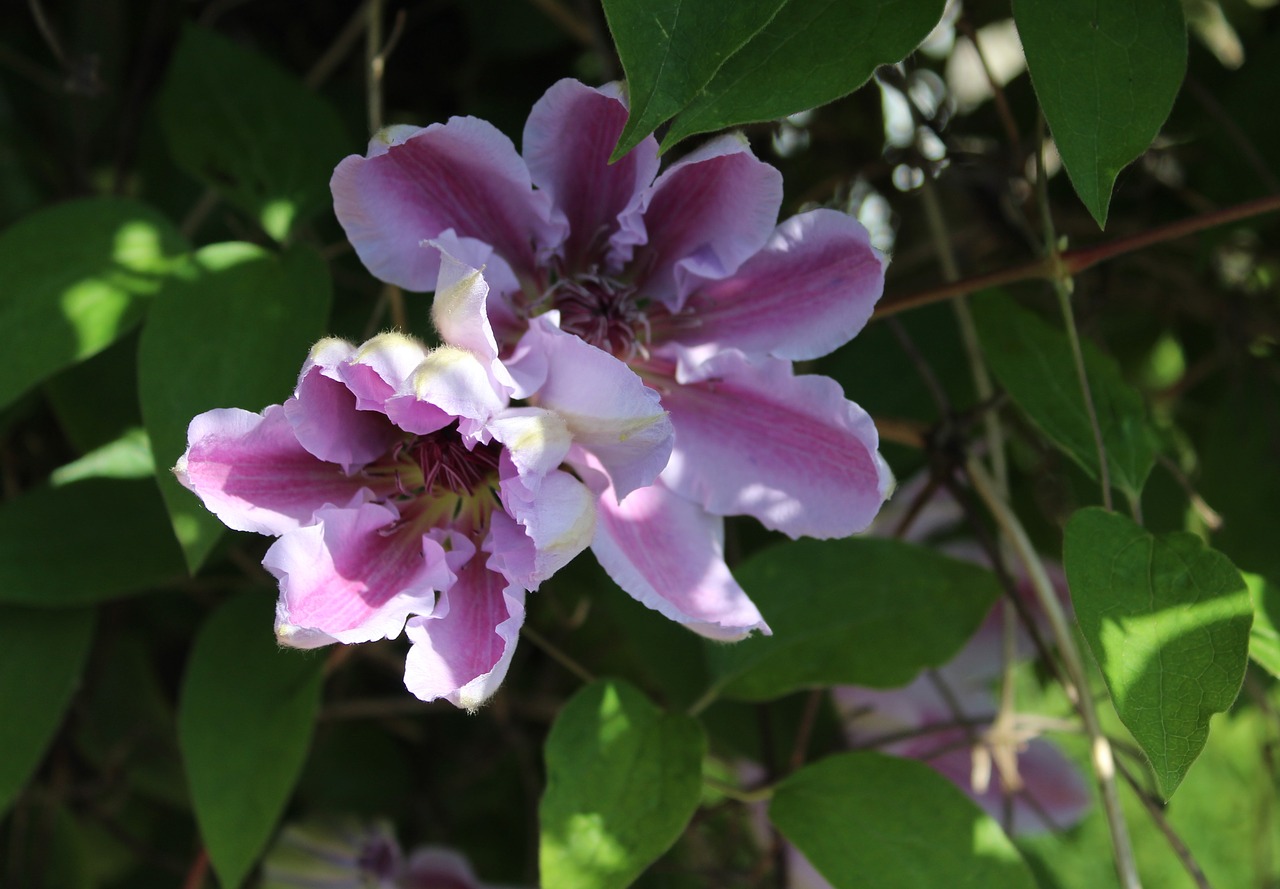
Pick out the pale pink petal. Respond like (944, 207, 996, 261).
(589, 471, 768, 641)
(284, 342, 403, 471)
(488, 406, 572, 485)
(331, 117, 566, 291)
(660, 349, 893, 538)
(523, 78, 659, 273)
(176, 405, 375, 535)
(627, 134, 783, 306)
(429, 248, 517, 394)
(496, 463, 596, 588)
(403, 557, 526, 710)
(384, 346, 507, 433)
(509, 316, 673, 500)
(265, 502, 453, 645)
(663, 209, 885, 360)
(338, 332, 429, 411)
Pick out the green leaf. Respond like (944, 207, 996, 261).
(0, 605, 96, 814)
(138, 242, 332, 572)
(603, 0, 786, 157)
(0, 479, 185, 606)
(158, 25, 350, 241)
(1014, 0, 1186, 227)
(706, 539, 1000, 702)
(0, 197, 188, 409)
(1064, 507, 1252, 798)
(603, 0, 946, 157)
(49, 427, 154, 486)
(540, 679, 705, 888)
(973, 291, 1158, 503)
(1245, 573, 1280, 679)
(178, 592, 324, 889)
(770, 753, 1039, 889)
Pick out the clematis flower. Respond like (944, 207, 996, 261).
(175, 252, 671, 708)
(332, 78, 893, 642)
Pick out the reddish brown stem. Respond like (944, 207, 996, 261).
(876, 193, 1280, 318)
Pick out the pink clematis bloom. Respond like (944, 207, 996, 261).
(176, 252, 670, 709)
(332, 78, 893, 642)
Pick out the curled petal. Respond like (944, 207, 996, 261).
(384, 346, 507, 433)
(523, 78, 659, 273)
(668, 209, 885, 360)
(338, 331, 429, 411)
(509, 316, 673, 500)
(589, 471, 769, 641)
(403, 558, 526, 710)
(488, 406, 572, 486)
(429, 248, 517, 394)
(331, 117, 566, 290)
(265, 502, 453, 646)
(176, 405, 375, 535)
(628, 133, 783, 306)
(660, 349, 893, 538)
(285, 339, 403, 471)
(493, 465, 596, 588)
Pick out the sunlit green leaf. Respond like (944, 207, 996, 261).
(771, 753, 1039, 889)
(603, 0, 946, 156)
(706, 539, 1000, 701)
(973, 291, 1158, 503)
(138, 242, 332, 572)
(158, 25, 350, 241)
(50, 427, 154, 486)
(1064, 507, 1252, 798)
(0, 605, 95, 814)
(179, 592, 323, 889)
(1014, 0, 1186, 227)
(0, 198, 188, 409)
(540, 679, 704, 888)
(0, 479, 185, 606)
(1245, 573, 1280, 679)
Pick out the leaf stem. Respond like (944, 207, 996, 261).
(703, 775, 775, 804)
(1035, 117, 1112, 511)
(876, 192, 1280, 319)
(520, 625, 595, 685)
(965, 457, 1142, 889)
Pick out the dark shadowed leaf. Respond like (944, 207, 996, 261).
(179, 592, 324, 889)
(771, 753, 1039, 889)
(0, 479, 185, 606)
(1014, 0, 1186, 227)
(0, 198, 188, 409)
(706, 538, 999, 701)
(540, 679, 704, 888)
(0, 605, 95, 814)
(973, 291, 1157, 503)
(158, 25, 350, 241)
(138, 242, 332, 572)
(1064, 507, 1252, 798)
(603, 0, 946, 156)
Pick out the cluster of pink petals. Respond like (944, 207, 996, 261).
(332, 78, 894, 644)
(176, 253, 671, 708)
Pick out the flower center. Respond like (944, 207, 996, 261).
(362, 426, 503, 532)
(546, 273, 648, 359)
